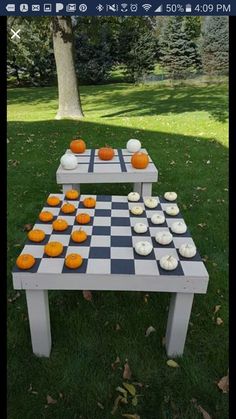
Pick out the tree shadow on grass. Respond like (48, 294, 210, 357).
(8, 83, 228, 123)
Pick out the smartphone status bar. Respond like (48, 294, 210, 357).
(2, 1, 234, 16)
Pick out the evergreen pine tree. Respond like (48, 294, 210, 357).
(160, 17, 200, 79)
(201, 16, 229, 75)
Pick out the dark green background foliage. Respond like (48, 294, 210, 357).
(7, 16, 229, 86)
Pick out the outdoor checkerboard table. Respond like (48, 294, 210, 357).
(56, 148, 158, 196)
(12, 193, 209, 358)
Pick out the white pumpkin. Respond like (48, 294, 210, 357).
(134, 223, 148, 234)
(160, 255, 178, 271)
(155, 231, 173, 245)
(144, 197, 158, 209)
(164, 192, 177, 201)
(171, 221, 187, 234)
(134, 241, 153, 256)
(151, 213, 165, 225)
(179, 243, 197, 258)
(130, 206, 144, 215)
(128, 192, 140, 202)
(126, 139, 141, 153)
(165, 205, 179, 216)
(60, 154, 77, 170)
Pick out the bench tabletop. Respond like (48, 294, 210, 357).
(12, 194, 209, 293)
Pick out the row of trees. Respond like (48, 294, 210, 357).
(7, 15, 228, 85)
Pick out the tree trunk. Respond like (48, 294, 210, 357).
(52, 17, 84, 119)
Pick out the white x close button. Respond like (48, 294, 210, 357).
(10, 29, 21, 40)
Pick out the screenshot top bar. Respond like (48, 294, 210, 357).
(1, 1, 235, 16)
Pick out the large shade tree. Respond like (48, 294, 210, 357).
(52, 16, 84, 119)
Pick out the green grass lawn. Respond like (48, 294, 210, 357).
(7, 83, 228, 419)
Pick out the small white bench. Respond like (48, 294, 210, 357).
(56, 148, 158, 196)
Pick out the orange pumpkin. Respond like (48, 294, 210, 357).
(131, 152, 149, 169)
(98, 146, 114, 161)
(52, 219, 68, 231)
(47, 196, 60, 206)
(70, 139, 86, 154)
(44, 241, 63, 257)
(39, 211, 54, 222)
(76, 213, 91, 225)
(28, 229, 45, 243)
(83, 197, 96, 208)
(16, 254, 35, 270)
(65, 253, 83, 269)
(61, 202, 76, 214)
(65, 189, 79, 200)
(71, 229, 87, 243)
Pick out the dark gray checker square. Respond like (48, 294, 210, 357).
(133, 249, 155, 260)
(58, 209, 77, 216)
(111, 259, 135, 274)
(165, 212, 183, 219)
(74, 217, 93, 226)
(68, 236, 91, 247)
(177, 249, 202, 262)
(148, 218, 168, 228)
(89, 247, 110, 259)
(131, 228, 149, 237)
(145, 204, 162, 211)
(159, 197, 177, 204)
(52, 226, 73, 235)
(62, 259, 88, 273)
(157, 261, 184, 276)
(37, 216, 57, 224)
(94, 209, 111, 217)
(96, 195, 112, 202)
(12, 258, 41, 273)
(111, 236, 133, 247)
(171, 229, 191, 238)
(92, 226, 111, 235)
(111, 217, 131, 226)
(112, 202, 129, 210)
(43, 246, 67, 259)
(25, 235, 50, 246)
(151, 237, 175, 248)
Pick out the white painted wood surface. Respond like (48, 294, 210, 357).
(26, 290, 51, 357)
(165, 292, 194, 357)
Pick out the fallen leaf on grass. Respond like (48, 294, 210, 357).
(198, 223, 207, 228)
(111, 395, 122, 415)
(191, 399, 212, 419)
(82, 290, 92, 301)
(144, 293, 149, 303)
(217, 371, 229, 393)
(111, 356, 120, 370)
(8, 292, 20, 303)
(123, 362, 132, 379)
(132, 396, 138, 406)
(116, 386, 128, 398)
(166, 360, 179, 368)
(145, 326, 156, 337)
(123, 383, 136, 396)
(116, 323, 121, 331)
(216, 317, 224, 325)
(97, 401, 104, 409)
(195, 187, 207, 191)
(213, 305, 221, 314)
(23, 223, 33, 232)
(46, 395, 57, 405)
(122, 414, 141, 419)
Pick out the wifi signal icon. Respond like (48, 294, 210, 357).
(142, 4, 152, 12)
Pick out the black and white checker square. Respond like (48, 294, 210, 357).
(13, 193, 207, 278)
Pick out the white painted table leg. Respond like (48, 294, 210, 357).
(133, 183, 142, 195)
(62, 184, 73, 193)
(72, 184, 80, 192)
(142, 182, 152, 197)
(165, 292, 194, 357)
(26, 290, 51, 357)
